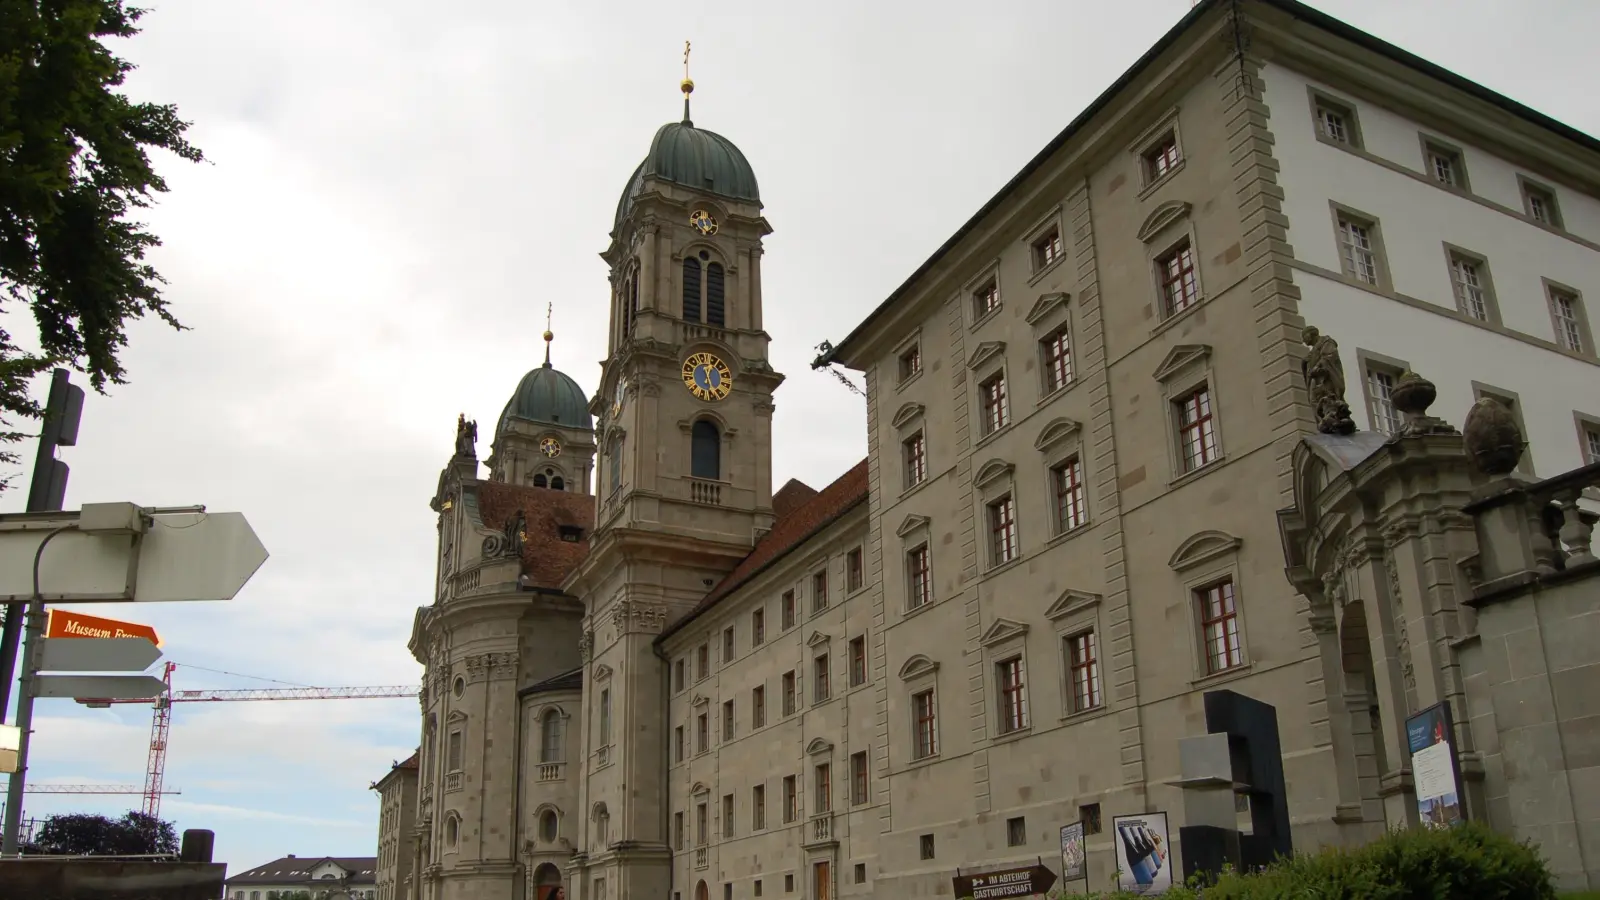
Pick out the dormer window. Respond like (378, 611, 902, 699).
(682, 253, 727, 327)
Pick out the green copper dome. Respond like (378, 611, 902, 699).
(499, 363, 593, 433)
(614, 119, 761, 230)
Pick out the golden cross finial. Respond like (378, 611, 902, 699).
(542, 302, 554, 366)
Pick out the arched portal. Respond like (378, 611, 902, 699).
(695, 881, 709, 900)
(533, 863, 564, 900)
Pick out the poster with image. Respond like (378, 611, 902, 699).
(1407, 702, 1465, 829)
(1112, 812, 1173, 894)
(1059, 821, 1086, 882)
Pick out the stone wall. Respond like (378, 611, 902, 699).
(0, 859, 226, 900)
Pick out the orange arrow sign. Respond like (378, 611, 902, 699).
(45, 609, 161, 648)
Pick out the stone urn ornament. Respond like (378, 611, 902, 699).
(1463, 396, 1527, 475)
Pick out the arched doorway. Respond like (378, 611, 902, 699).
(1339, 600, 1386, 818)
(533, 863, 564, 900)
(695, 881, 709, 900)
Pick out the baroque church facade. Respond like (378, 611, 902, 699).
(397, 1, 1600, 898)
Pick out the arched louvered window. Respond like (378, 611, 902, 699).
(540, 709, 565, 762)
(533, 473, 548, 488)
(628, 275, 639, 334)
(609, 441, 623, 494)
(691, 420, 720, 480)
(551, 476, 565, 491)
(706, 262, 726, 327)
(682, 258, 702, 322)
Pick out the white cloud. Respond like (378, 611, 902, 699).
(5, 0, 1599, 873)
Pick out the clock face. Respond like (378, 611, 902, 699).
(610, 376, 628, 418)
(689, 209, 718, 236)
(682, 352, 734, 402)
(539, 437, 561, 458)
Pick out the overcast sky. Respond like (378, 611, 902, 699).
(3, 0, 1597, 874)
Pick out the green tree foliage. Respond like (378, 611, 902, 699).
(33, 810, 178, 855)
(0, 0, 202, 486)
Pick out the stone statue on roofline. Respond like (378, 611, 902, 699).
(455, 413, 478, 457)
(1302, 325, 1357, 435)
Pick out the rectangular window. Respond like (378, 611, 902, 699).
(1337, 216, 1379, 285)
(814, 763, 832, 813)
(781, 591, 796, 630)
(1424, 143, 1463, 187)
(988, 495, 1018, 565)
(1157, 240, 1199, 315)
(447, 729, 463, 771)
(854, 864, 866, 885)
(979, 372, 1009, 435)
(1007, 816, 1027, 847)
(1176, 386, 1218, 472)
(752, 608, 766, 646)
(1315, 99, 1354, 145)
(1366, 366, 1402, 435)
(722, 793, 735, 838)
(1052, 457, 1086, 533)
(907, 545, 932, 610)
(913, 689, 938, 759)
(752, 784, 766, 830)
(1067, 630, 1102, 713)
(920, 834, 936, 860)
(997, 656, 1029, 734)
(849, 636, 867, 687)
(755, 883, 763, 898)
(785, 875, 794, 894)
(813, 653, 831, 702)
(782, 671, 797, 716)
(674, 811, 685, 850)
(812, 571, 829, 612)
(850, 751, 869, 805)
(1081, 802, 1103, 835)
(696, 802, 708, 845)
(1198, 579, 1243, 674)
(1585, 424, 1600, 465)
(696, 644, 709, 681)
(1551, 287, 1586, 353)
(1032, 226, 1063, 270)
(752, 685, 766, 728)
(1143, 132, 1180, 182)
(1041, 326, 1072, 393)
(846, 548, 864, 592)
(722, 626, 735, 663)
(674, 725, 685, 763)
(599, 689, 611, 743)
(973, 278, 1000, 319)
(903, 432, 927, 487)
(898, 344, 922, 382)
(1523, 181, 1561, 227)
(722, 700, 735, 742)
(1449, 253, 1491, 321)
(783, 775, 798, 823)
(696, 713, 709, 754)
(674, 659, 685, 692)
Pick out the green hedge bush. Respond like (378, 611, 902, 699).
(987, 822, 1557, 899)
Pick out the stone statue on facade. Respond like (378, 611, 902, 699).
(455, 414, 478, 458)
(504, 509, 527, 557)
(1302, 326, 1356, 435)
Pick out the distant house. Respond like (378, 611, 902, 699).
(224, 855, 376, 900)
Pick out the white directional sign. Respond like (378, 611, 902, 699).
(0, 503, 268, 603)
(39, 637, 163, 673)
(33, 675, 168, 700)
(0, 726, 18, 774)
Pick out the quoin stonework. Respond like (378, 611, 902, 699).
(385, 1, 1600, 897)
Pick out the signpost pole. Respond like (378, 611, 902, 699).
(2, 599, 49, 854)
(0, 369, 82, 722)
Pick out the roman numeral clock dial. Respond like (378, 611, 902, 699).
(682, 352, 733, 402)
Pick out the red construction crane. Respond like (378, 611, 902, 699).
(84, 662, 416, 818)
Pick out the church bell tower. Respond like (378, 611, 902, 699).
(565, 48, 783, 900)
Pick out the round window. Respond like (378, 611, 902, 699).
(698, 250, 710, 261)
(452, 676, 465, 698)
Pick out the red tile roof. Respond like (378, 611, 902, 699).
(772, 478, 818, 520)
(664, 458, 869, 639)
(395, 751, 419, 771)
(475, 481, 596, 591)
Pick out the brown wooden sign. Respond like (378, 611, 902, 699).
(952, 863, 1058, 900)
